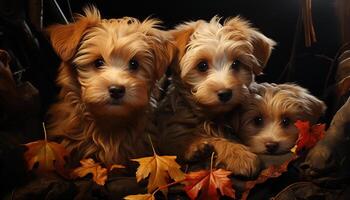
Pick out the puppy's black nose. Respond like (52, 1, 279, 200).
(217, 89, 232, 102)
(265, 142, 279, 153)
(109, 85, 125, 99)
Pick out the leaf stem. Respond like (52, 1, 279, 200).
(147, 134, 156, 155)
(210, 152, 215, 172)
(42, 122, 47, 141)
(152, 178, 186, 195)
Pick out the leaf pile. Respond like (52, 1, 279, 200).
(23, 121, 327, 199)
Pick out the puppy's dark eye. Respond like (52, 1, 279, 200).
(94, 58, 104, 68)
(129, 59, 139, 71)
(231, 60, 241, 70)
(253, 116, 264, 127)
(197, 61, 209, 72)
(281, 117, 291, 128)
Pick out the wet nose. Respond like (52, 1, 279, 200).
(217, 89, 232, 102)
(109, 85, 125, 99)
(265, 142, 279, 153)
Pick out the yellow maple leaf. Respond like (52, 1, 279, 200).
(124, 194, 155, 200)
(132, 145, 184, 195)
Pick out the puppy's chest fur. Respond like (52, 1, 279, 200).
(157, 84, 235, 161)
(48, 88, 155, 166)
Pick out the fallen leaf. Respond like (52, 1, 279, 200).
(109, 164, 125, 171)
(241, 156, 297, 200)
(292, 120, 326, 154)
(72, 158, 108, 186)
(184, 168, 235, 200)
(24, 140, 69, 175)
(124, 194, 155, 200)
(132, 154, 184, 196)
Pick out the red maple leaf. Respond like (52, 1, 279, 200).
(293, 120, 325, 154)
(184, 168, 235, 200)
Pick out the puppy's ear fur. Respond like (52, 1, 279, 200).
(170, 21, 203, 59)
(144, 22, 176, 80)
(46, 7, 100, 61)
(278, 84, 327, 121)
(249, 30, 276, 74)
(224, 17, 276, 75)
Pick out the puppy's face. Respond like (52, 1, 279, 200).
(239, 83, 326, 154)
(48, 8, 173, 117)
(171, 17, 275, 113)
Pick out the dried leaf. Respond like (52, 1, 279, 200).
(72, 158, 108, 186)
(132, 154, 184, 195)
(124, 194, 155, 200)
(110, 164, 125, 171)
(24, 140, 69, 175)
(184, 168, 235, 200)
(292, 120, 326, 154)
(241, 156, 297, 200)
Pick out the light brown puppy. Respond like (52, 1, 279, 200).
(157, 16, 275, 176)
(238, 83, 326, 155)
(46, 7, 173, 166)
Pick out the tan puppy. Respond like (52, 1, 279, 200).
(46, 7, 173, 166)
(157, 16, 275, 176)
(238, 83, 326, 155)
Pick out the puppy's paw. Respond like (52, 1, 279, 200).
(216, 144, 261, 177)
(185, 141, 214, 163)
(302, 143, 334, 176)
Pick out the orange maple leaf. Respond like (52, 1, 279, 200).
(23, 123, 69, 176)
(132, 136, 184, 196)
(124, 194, 155, 200)
(241, 156, 297, 200)
(71, 158, 125, 186)
(24, 139, 69, 175)
(184, 168, 235, 200)
(132, 154, 184, 196)
(292, 120, 325, 154)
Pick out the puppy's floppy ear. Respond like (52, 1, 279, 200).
(145, 24, 176, 80)
(224, 17, 276, 75)
(46, 6, 100, 62)
(279, 84, 327, 121)
(170, 21, 202, 60)
(249, 30, 276, 75)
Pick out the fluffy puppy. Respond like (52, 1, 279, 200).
(46, 7, 173, 166)
(238, 83, 326, 155)
(157, 16, 275, 176)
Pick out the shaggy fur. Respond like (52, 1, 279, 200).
(46, 7, 173, 166)
(157, 16, 275, 176)
(238, 82, 326, 155)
